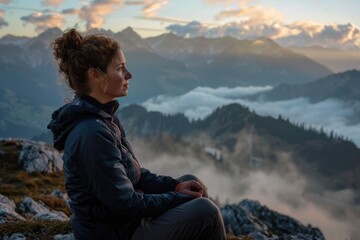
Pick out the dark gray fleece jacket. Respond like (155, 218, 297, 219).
(47, 95, 193, 240)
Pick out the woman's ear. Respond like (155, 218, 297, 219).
(87, 68, 101, 83)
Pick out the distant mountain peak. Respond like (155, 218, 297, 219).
(0, 34, 32, 47)
(159, 32, 183, 41)
(118, 26, 143, 40)
(38, 27, 63, 39)
(253, 37, 278, 46)
(121, 26, 136, 34)
(0, 34, 31, 41)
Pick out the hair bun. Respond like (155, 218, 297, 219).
(52, 28, 83, 63)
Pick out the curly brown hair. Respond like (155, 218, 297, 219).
(52, 28, 119, 94)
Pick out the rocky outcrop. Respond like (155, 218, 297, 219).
(18, 139, 63, 173)
(0, 138, 63, 173)
(0, 139, 327, 239)
(2, 233, 26, 240)
(53, 233, 75, 240)
(18, 197, 69, 222)
(51, 189, 70, 208)
(0, 194, 25, 224)
(221, 199, 325, 240)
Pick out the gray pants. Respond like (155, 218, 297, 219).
(131, 175, 226, 240)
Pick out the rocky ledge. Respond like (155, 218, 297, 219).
(0, 138, 325, 239)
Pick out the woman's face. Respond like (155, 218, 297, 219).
(103, 48, 132, 99)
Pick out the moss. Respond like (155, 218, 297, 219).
(37, 195, 71, 216)
(0, 220, 72, 240)
(0, 171, 66, 200)
(0, 171, 70, 218)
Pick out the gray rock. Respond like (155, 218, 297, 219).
(53, 233, 75, 240)
(17, 139, 63, 173)
(3, 233, 26, 240)
(0, 194, 16, 210)
(248, 231, 275, 240)
(35, 211, 69, 221)
(19, 197, 49, 215)
(51, 189, 70, 207)
(19, 197, 69, 222)
(0, 194, 25, 224)
(0, 203, 26, 224)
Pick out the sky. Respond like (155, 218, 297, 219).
(0, 0, 360, 49)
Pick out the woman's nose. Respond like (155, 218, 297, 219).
(125, 68, 132, 80)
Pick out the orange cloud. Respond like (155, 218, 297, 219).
(136, 15, 189, 24)
(0, 0, 11, 4)
(142, 0, 169, 17)
(41, 0, 66, 7)
(290, 21, 325, 38)
(0, 9, 8, 28)
(215, 4, 284, 25)
(167, 20, 360, 50)
(20, 12, 65, 32)
(62, 8, 81, 15)
(72, 0, 125, 29)
(124, 0, 170, 17)
(69, 0, 170, 29)
(203, 0, 242, 4)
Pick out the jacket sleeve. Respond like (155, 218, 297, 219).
(75, 120, 194, 220)
(114, 116, 180, 194)
(135, 168, 180, 194)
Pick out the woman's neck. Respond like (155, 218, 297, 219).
(88, 91, 114, 104)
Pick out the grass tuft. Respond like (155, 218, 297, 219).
(0, 220, 72, 240)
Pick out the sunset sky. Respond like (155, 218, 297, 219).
(0, 0, 359, 49)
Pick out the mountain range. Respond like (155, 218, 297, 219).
(117, 103, 360, 173)
(146, 34, 332, 87)
(0, 27, 357, 139)
(248, 70, 360, 103)
(291, 46, 360, 73)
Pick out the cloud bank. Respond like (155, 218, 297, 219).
(7, 0, 359, 50)
(59, 0, 170, 29)
(41, 0, 66, 7)
(166, 0, 360, 50)
(142, 86, 360, 147)
(167, 21, 360, 50)
(20, 12, 65, 32)
(132, 136, 360, 240)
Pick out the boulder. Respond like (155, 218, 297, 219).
(53, 233, 75, 240)
(51, 189, 70, 207)
(2, 233, 26, 240)
(221, 199, 325, 240)
(0, 194, 25, 224)
(18, 139, 63, 173)
(0, 194, 16, 210)
(0, 138, 63, 173)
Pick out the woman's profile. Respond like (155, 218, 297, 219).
(48, 28, 226, 240)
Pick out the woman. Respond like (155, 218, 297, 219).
(48, 28, 226, 240)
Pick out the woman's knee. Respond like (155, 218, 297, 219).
(177, 174, 198, 182)
(192, 198, 221, 218)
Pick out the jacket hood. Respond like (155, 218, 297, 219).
(47, 96, 116, 151)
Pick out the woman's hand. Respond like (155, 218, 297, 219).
(175, 180, 205, 198)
